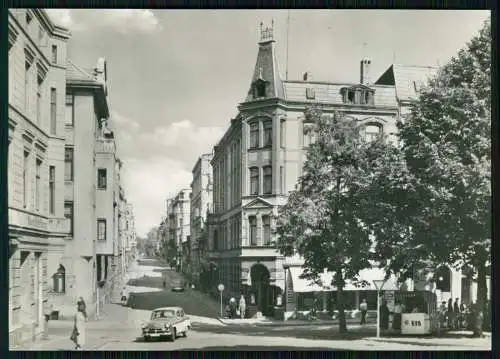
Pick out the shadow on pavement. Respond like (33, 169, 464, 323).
(182, 346, 346, 351)
(192, 324, 376, 341)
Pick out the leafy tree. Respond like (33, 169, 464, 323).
(276, 107, 385, 333)
(392, 17, 490, 334)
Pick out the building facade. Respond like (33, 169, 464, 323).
(206, 23, 455, 317)
(189, 153, 213, 287)
(8, 8, 71, 345)
(165, 190, 191, 272)
(95, 119, 122, 296)
(54, 57, 110, 317)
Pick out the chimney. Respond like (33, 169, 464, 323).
(360, 58, 371, 85)
(303, 72, 312, 82)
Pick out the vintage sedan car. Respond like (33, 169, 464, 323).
(141, 307, 191, 341)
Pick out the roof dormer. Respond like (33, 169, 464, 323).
(340, 84, 375, 105)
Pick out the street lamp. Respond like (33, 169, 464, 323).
(373, 279, 386, 339)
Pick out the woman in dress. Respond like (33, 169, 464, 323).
(72, 301, 87, 350)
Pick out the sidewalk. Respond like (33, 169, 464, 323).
(363, 333, 491, 349)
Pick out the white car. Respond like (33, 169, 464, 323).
(141, 307, 191, 342)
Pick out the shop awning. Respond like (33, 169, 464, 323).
(288, 266, 402, 293)
(288, 266, 331, 293)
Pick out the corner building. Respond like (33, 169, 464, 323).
(207, 24, 400, 315)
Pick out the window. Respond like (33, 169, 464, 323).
(280, 166, 284, 194)
(263, 121, 273, 147)
(50, 88, 56, 134)
(35, 159, 41, 211)
(65, 93, 74, 126)
(280, 120, 286, 148)
(26, 11, 33, 25)
(306, 87, 315, 100)
(97, 168, 107, 190)
(64, 201, 74, 235)
(262, 216, 271, 245)
(303, 123, 316, 147)
(213, 230, 219, 250)
(249, 167, 259, 195)
(263, 166, 272, 194)
(49, 166, 55, 214)
(25, 60, 31, 111)
(347, 91, 355, 104)
(249, 216, 257, 246)
(51, 45, 57, 64)
(23, 151, 29, 208)
(97, 219, 107, 241)
(364, 124, 382, 143)
(38, 26, 44, 44)
(249, 122, 259, 149)
(64, 147, 74, 181)
(255, 81, 266, 98)
(36, 76, 43, 124)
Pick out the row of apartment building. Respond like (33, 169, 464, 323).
(7, 9, 137, 346)
(159, 22, 489, 318)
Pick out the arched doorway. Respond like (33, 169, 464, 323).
(250, 264, 271, 316)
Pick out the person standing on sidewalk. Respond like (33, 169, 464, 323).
(447, 298, 454, 329)
(359, 299, 368, 325)
(239, 295, 246, 319)
(453, 298, 460, 329)
(72, 301, 87, 350)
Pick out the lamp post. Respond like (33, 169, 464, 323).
(218, 283, 225, 317)
(373, 279, 386, 338)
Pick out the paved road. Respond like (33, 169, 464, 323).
(126, 259, 221, 318)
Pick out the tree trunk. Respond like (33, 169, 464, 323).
(336, 270, 348, 333)
(474, 262, 487, 337)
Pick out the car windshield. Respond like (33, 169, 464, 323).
(151, 310, 176, 319)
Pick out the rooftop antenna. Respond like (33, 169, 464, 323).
(286, 10, 290, 81)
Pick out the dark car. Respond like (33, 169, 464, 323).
(171, 279, 185, 292)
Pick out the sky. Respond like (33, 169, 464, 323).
(45, 9, 490, 237)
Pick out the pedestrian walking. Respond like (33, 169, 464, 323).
(359, 299, 368, 325)
(71, 300, 87, 350)
(447, 298, 454, 330)
(453, 298, 460, 329)
(239, 295, 246, 319)
(380, 299, 390, 331)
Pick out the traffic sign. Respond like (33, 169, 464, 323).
(217, 283, 225, 292)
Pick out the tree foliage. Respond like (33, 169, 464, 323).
(398, 16, 491, 276)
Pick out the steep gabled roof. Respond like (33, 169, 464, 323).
(244, 38, 285, 102)
(375, 64, 438, 103)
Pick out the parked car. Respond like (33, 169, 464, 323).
(140, 307, 191, 342)
(171, 279, 185, 292)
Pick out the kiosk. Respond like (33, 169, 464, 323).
(395, 291, 438, 335)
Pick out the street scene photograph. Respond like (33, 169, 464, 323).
(6, 8, 492, 351)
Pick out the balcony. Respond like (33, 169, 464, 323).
(48, 218, 71, 234)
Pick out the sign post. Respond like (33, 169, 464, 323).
(218, 283, 225, 318)
(373, 279, 386, 339)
